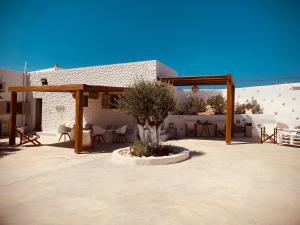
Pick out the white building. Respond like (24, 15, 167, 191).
(1, 60, 299, 140)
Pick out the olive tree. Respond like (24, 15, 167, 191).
(178, 96, 206, 115)
(207, 95, 227, 115)
(235, 98, 263, 114)
(116, 80, 176, 149)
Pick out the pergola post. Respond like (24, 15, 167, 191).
(74, 90, 83, 153)
(225, 76, 234, 144)
(231, 84, 235, 135)
(9, 91, 17, 145)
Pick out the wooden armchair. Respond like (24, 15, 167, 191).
(16, 127, 41, 146)
(186, 121, 196, 137)
(233, 123, 246, 136)
(260, 125, 278, 144)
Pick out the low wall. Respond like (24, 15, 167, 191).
(165, 114, 278, 141)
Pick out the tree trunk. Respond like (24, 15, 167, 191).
(148, 124, 161, 149)
(137, 124, 147, 144)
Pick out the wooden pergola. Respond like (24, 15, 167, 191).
(8, 74, 235, 154)
(160, 74, 235, 144)
(8, 84, 125, 153)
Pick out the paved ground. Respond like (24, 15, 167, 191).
(1, 136, 300, 225)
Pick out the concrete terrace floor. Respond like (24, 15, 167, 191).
(0, 136, 300, 225)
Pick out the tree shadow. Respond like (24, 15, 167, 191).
(189, 150, 206, 158)
(83, 143, 130, 154)
(45, 141, 130, 154)
(45, 141, 74, 149)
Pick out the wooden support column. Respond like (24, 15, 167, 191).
(74, 90, 83, 153)
(231, 84, 235, 135)
(225, 77, 233, 144)
(9, 91, 17, 145)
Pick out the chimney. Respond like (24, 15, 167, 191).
(54, 64, 60, 70)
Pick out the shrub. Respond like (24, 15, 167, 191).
(207, 95, 226, 115)
(235, 102, 246, 114)
(178, 96, 206, 115)
(235, 98, 263, 114)
(245, 98, 263, 114)
(130, 140, 151, 157)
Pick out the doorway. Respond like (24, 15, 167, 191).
(35, 98, 42, 131)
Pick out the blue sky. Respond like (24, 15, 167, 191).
(0, 0, 300, 85)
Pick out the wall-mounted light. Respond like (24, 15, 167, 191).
(41, 78, 48, 86)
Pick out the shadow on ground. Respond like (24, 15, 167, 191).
(0, 142, 22, 158)
(46, 141, 129, 154)
(189, 150, 206, 158)
(171, 137, 258, 145)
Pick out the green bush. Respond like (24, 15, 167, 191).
(130, 140, 151, 157)
(235, 102, 246, 114)
(207, 95, 226, 115)
(235, 98, 263, 114)
(178, 96, 206, 115)
(246, 98, 263, 114)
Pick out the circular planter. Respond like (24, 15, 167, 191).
(112, 147, 190, 166)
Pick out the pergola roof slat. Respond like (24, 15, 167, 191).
(159, 74, 234, 86)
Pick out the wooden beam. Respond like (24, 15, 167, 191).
(74, 90, 83, 153)
(9, 92, 17, 145)
(231, 84, 235, 136)
(8, 84, 126, 93)
(160, 75, 231, 86)
(8, 84, 85, 92)
(225, 78, 233, 144)
(84, 85, 125, 92)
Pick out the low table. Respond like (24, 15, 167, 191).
(278, 129, 300, 147)
(105, 129, 116, 143)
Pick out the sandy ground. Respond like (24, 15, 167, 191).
(0, 136, 300, 225)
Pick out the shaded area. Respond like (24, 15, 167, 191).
(45, 141, 129, 154)
(170, 137, 257, 144)
(189, 150, 206, 158)
(0, 142, 22, 158)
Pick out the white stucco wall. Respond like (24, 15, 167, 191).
(0, 69, 25, 134)
(234, 83, 300, 128)
(176, 83, 300, 129)
(28, 60, 159, 132)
